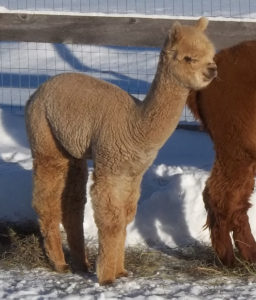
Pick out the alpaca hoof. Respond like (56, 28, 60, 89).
(72, 264, 88, 273)
(218, 253, 235, 267)
(248, 254, 256, 263)
(85, 258, 92, 270)
(241, 250, 256, 263)
(99, 278, 115, 286)
(72, 261, 91, 273)
(54, 263, 69, 273)
(116, 269, 129, 278)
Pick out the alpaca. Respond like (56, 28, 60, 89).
(187, 40, 256, 266)
(25, 17, 216, 285)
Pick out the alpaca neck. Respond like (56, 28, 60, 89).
(139, 54, 189, 148)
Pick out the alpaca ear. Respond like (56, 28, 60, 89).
(195, 17, 209, 31)
(169, 21, 182, 44)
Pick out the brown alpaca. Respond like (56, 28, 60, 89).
(25, 18, 216, 285)
(187, 40, 256, 266)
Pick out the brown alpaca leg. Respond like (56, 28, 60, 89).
(97, 224, 126, 285)
(233, 214, 256, 262)
(91, 175, 126, 285)
(61, 158, 89, 272)
(203, 163, 235, 266)
(115, 180, 141, 278)
(115, 228, 128, 278)
(204, 160, 256, 265)
(230, 169, 256, 262)
(33, 156, 69, 272)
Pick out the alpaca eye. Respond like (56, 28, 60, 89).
(184, 56, 192, 63)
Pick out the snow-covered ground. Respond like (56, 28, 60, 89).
(2, 267, 256, 299)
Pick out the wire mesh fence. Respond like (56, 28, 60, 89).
(0, 42, 159, 113)
(0, 0, 255, 122)
(1, 0, 256, 18)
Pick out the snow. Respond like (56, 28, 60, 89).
(2, 268, 256, 300)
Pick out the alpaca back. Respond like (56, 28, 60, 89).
(25, 73, 143, 160)
(187, 41, 256, 157)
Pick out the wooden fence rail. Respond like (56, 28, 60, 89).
(0, 12, 256, 49)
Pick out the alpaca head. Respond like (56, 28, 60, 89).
(162, 17, 217, 90)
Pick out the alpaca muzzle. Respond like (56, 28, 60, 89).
(205, 63, 217, 80)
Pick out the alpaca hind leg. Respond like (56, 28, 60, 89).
(33, 156, 69, 272)
(91, 176, 126, 285)
(203, 163, 235, 266)
(230, 169, 256, 262)
(233, 213, 256, 262)
(61, 158, 89, 272)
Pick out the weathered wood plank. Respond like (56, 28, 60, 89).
(0, 12, 255, 49)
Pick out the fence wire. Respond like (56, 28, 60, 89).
(0, 0, 255, 18)
(0, 43, 157, 111)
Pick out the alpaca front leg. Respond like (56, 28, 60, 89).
(115, 228, 128, 278)
(91, 176, 127, 284)
(115, 188, 140, 278)
(97, 227, 124, 284)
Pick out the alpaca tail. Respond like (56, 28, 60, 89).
(24, 87, 44, 148)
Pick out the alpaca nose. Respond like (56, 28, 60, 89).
(207, 62, 217, 78)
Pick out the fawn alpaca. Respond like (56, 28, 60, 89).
(25, 17, 216, 285)
(187, 40, 256, 266)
